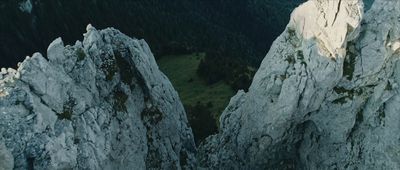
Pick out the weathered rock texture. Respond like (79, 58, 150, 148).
(0, 25, 196, 170)
(199, 0, 400, 169)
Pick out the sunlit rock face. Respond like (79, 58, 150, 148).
(199, 0, 400, 169)
(0, 25, 196, 170)
(289, 0, 363, 57)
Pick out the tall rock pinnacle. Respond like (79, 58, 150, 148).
(289, 0, 363, 57)
(199, 0, 400, 169)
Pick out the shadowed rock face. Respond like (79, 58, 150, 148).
(0, 25, 196, 170)
(199, 0, 400, 169)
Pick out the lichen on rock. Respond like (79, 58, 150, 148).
(199, 0, 400, 169)
(0, 25, 196, 169)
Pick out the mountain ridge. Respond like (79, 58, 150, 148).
(0, 25, 196, 169)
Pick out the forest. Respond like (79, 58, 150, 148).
(0, 0, 304, 68)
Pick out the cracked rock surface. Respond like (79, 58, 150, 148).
(0, 25, 196, 170)
(199, 0, 400, 169)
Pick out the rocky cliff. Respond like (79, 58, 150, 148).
(0, 25, 196, 169)
(199, 0, 400, 169)
(1, 0, 398, 169)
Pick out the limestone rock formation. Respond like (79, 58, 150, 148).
(199, 0, 400, 169)
(0, 25, 196, 169)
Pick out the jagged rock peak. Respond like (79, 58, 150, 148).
(0, 25, 196, 169)
(289, 0, 363, 58)
(199, 0, 400, 169)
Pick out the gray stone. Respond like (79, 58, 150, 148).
(0, 26, 196, 170)
(199, 0, 400, 169)
(0, 141, 14, 170)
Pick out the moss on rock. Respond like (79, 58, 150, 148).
(141, 107, 163, 125)
(76, 48, 86, 61)
(58, 98, 75, 120)
(114, 90, 128, 112)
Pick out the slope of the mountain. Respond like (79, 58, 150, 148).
(199, 0, 400, 169)
(0, 25, 196, 170)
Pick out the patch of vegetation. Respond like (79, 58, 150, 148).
(297, 51, 304, 61)
(332, 86, 363, 104)
(58, 110, 73, 120)
(113, 90, 128, 112)
(146, 152, 162, 168)
(285, 54, 295, 64)
(356, 109, 364, 123)
(297, 51, 307, 66)
(74, 138, 80, 144)
(283, 50, 306, 66)
(157, 53, 235, 119)
(58, 98, 75, 120)
(114, 50, 135, 86)
(145, 142, 162, 169)
(365, 84, 377, 88)
(334, 87, 351, 94)
(385, 82, 393, 91)
(344, 43, 357, 80)
(287, 28, 300, 47)
(75, 48, 86, 61)
(186, 102, 218, 145)
(180, 150, 189, 168)
(101, 56, 118, 81)
(141, 107, 163, 125)
(378, 104, 386, 125)
(280, 75, 288, 81)
(144, 116, 162, 168)
(288, 28, 296, 38)
(378, 109, 385, 121)
(157, 53, 234, 144)
(332, 97, 348, 105)
(197, 52, 256, 92)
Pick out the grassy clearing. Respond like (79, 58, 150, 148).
(157, 53, 235, 119)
